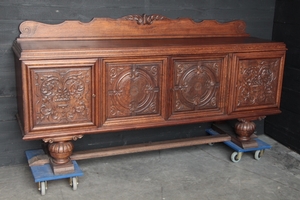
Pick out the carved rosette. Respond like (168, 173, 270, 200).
(48, 141, 74, 165)
(237, 59, 280, 107)
(107, 63, 161, 118)
(173, 60, 220, 112)
(235, 119, 256, 141)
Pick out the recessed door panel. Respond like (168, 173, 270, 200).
(103, 58, 167, 125)
(26, 59, 97, 131)
(229, 52, 285, 114)
(170, 55, 228, 119)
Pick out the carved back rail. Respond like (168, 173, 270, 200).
(18, 14, 249, 41)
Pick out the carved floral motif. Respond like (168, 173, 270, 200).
(32, 68, 92, 125)
(173, 60, 221, 112)
(122, 14, 166, 25)
(237, 59, 280, 107)
(107, 63, 160, 118)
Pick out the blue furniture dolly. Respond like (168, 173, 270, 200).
(25, 149, 83, 195)
(206, 128, 272, 163)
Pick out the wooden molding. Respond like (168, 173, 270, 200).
(43, 135, 83, 143)
(18, 14, 249, 40)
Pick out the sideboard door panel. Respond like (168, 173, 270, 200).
(102, 58, 167, 126)
(169, 55, 228, 120)
(26, 59, 97, 131)
(229, 51, 285, 114)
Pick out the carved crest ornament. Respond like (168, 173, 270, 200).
(122, 14, 166, 25)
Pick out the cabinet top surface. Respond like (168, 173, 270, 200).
(16, 37, 277, 50)
(13, 37, 286, 60)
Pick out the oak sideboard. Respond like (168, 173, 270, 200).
(13, 14, 286, 174)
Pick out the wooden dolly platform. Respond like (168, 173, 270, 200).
(25, 149, 83, 196)
(206, 129, 272, 163)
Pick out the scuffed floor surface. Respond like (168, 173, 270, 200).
(1, 134, 300, 200)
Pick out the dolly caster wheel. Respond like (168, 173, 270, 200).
(70, 177, 78, 190)
(254, 150, 265, 160)
(231, 152, 243, 163)
(38, 181, 47, 195)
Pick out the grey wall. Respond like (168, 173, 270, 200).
(0, 0, 276, 166)
(265, 0, 300, 154)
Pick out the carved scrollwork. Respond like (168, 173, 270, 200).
(19, 21, 38, 37)
(43, 135, 83, 143)
(236, 20, 247, 34)
(122, 14, 166, 25)
(173, 60, 221, 112)
(107, 63, 161, 118)
(237, 59, 280, 107)
(32, 68, 92, 126)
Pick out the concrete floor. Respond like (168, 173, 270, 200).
(1, 134, 300, 200)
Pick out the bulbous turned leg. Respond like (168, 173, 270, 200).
(234, 119, 258, 148)
(43, 135, 83, 175)
(47, 141, 74, 175)
(235, 120, 256, 142)
(211, 117, 265, 149)
(48, 141, 74, 165)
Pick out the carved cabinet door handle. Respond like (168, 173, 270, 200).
(92, 94, 96, 98)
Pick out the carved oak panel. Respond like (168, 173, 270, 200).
(230, 52, 285, 113)
(172, 58, 224, 114)
(105, 61, 161, 119)
(28, 62, 96, 130)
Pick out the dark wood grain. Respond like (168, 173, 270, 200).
(0, 0, 277, 166)
(12, 15, 286, 172)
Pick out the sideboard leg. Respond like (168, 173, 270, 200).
(48, 141, 75, 175)
(43, 135, 83, 175)
(233, 118, 258, 149)
(211, 117, 266, 149)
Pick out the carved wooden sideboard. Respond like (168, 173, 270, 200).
(13, 14, 286, 174)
